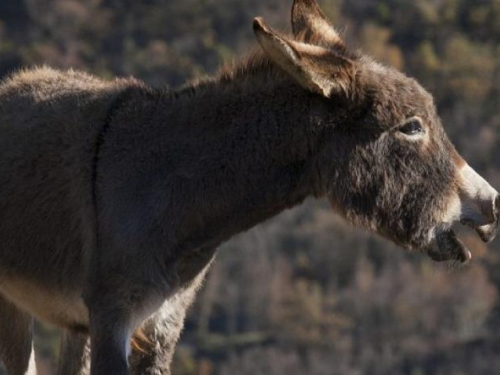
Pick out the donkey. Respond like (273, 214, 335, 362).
(0, 0, 499, 374)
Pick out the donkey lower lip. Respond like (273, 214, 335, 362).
(427, 229, 472, 263)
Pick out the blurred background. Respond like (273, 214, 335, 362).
(1, 0, 500, 374)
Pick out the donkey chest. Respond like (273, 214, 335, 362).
(0, 277, 89, 330)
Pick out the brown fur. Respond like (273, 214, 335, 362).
(0, 1, 498, 374)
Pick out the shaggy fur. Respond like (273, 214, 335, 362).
(0, 1, 498, 374)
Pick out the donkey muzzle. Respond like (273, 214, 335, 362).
(459, 164, 499, 240)
(428, 164, 499, 263)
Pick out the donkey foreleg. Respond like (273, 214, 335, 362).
(128, 251, 216, 375)
(82, 235, 216, 375)
(57, 298, 191, 375)
(87, 301, 137, 375)
(128, 295, 194, 375)
(0, 295, 37, 375)
(84, 262, 176, 374)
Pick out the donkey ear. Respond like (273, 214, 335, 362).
(253, 17, 354, 98)
(291, 0, 345, 50)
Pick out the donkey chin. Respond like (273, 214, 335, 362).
(426, 163, 500, 263)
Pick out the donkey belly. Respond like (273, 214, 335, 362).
(0, 130, 93, 328)
(0, 277, 89, 330)
(0, 142, 93, 307)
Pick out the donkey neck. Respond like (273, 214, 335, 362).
(161, 70, 336, 246)
(103, 62, 332, 250)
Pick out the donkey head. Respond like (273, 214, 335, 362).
(253, 0, 499, 262)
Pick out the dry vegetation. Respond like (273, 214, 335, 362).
(1, 0, 500, 374)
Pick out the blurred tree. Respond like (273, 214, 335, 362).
(2, 1, 500, 374)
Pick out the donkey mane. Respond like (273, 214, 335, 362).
(168, 50, 293, 101)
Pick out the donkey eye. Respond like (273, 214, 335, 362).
(399, 120, 424, 136)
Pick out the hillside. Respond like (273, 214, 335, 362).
(1, 1, 500, 374)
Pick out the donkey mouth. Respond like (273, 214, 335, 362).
(427, 214, 499, 263)
(460, 216, 499, 243)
